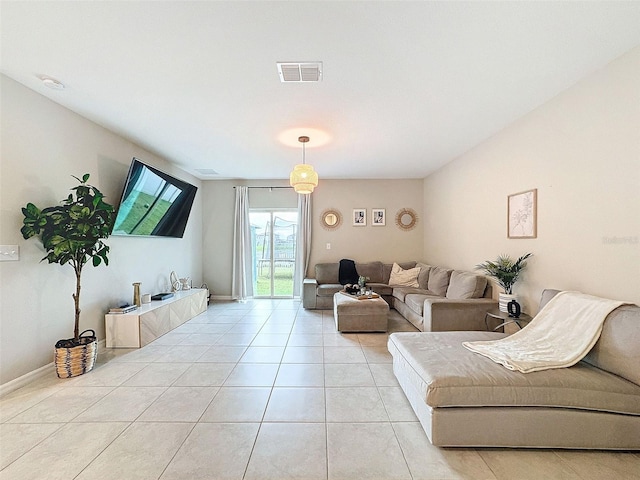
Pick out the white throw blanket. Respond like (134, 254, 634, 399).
(462, 291, 627, 373)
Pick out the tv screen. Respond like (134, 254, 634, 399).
(111, 158, 197, 238)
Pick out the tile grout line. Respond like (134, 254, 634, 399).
(241, 302, 293, 480)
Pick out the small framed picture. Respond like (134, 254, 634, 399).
(353, 209, 366, 226)
(508, 189, 537, 238)
(372, 208, 386, 226)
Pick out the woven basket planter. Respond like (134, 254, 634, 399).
(54, 329, 98, 378)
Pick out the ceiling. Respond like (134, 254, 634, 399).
(2, 1, 640, 181)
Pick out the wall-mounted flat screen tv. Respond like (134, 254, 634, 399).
(111, 158, 198, 238)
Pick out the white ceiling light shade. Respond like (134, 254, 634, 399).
(290, 136, 318, 194)
(277, 62, 322, 82)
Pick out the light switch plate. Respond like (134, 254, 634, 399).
(0, 245, 19, 261)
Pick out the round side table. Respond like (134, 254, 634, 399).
(485, 307, 532, 333)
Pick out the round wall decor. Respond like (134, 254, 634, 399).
(320, 209, 342, 230)
(395, 208, 418, 231)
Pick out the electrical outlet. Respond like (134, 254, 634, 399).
(326, 243, 331, 250)
(0, 245, 19, 261)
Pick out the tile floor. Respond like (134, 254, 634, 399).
(1, 299, 639, 480)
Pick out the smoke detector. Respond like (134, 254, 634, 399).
(277, 62, 323, 82)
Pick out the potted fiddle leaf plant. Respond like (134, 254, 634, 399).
(476, 253, 532, 312)
(21, 174, 115, 378)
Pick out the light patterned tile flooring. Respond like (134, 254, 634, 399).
(1, 300, 639, 480)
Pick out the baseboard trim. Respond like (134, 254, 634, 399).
(211, 295, 233, 300)
(0, 362, 53, 398)
(1, 338, 108, 398)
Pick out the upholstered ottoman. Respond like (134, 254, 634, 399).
(333, 292, 389, 332)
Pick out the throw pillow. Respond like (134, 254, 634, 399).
(427, 266, 453, 296)
(416, 262, 431, 290)
(446, 271, 488, 299)
(388, 262, 421, 287)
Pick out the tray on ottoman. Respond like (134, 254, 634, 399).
(333, 291, 389, 332)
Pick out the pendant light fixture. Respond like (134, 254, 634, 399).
(289, 135, 318, 194)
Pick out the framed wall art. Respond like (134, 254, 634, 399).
(352, 208, 366, 226)
(508, 189, 537, 239)
(372, 208, 385, 226)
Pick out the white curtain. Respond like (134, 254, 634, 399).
(231, 186, 253, 302)
(294, 193, 312, 297)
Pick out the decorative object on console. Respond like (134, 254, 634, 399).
(320, 208, 342, 230)
(372, 208, 385, 226)
(170, 271, 181, 291)
(395, 208, 418, 231)
(289, 135, 318, 194)
(133, 282, 142, 307)
(476, 253, 533, 312)
(508, 189, 537, 239)
(21, 173, 115, 378)
(353, 209, 366, 226)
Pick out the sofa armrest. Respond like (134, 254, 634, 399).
(303, 278, 318, 309)
(423, 298, 498, 332)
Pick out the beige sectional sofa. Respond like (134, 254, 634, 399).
(388, 289, 640, 449)
(303, 260, 497, 332)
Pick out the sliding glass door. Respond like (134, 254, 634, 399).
(250, 210, 297, 298)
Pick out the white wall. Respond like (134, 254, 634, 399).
(202, 178, 424, 297)
(423, 47, 640, 314)
(0, 75, 203, 385)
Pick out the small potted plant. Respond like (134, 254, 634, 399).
(21, 174, 115, 378)
(476, 253, 532, 312)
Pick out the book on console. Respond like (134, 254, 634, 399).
(109, 304, 138, 314)
(151, 293, 174, 301)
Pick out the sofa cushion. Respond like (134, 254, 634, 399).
(416, 263, 431, 289)
(317, 284, 343, 297)
(389, 263, 421, 287)
(404, 294, 433, 316)
(582, 305, 640, 386)
(368, 283, 393, 296)
(316, 263, 339, 285)
(392, 287, 432, 302)
(355, 262, 384, 283)
(427, 266, 453, 296)
(388, 331, 640, 415)
(446, 271, 488, 299)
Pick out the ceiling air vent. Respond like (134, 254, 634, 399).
(277, 62, 323, 82)
(195, 168, 219, 176)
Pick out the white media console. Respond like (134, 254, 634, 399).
(105, 288, 208, 348)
